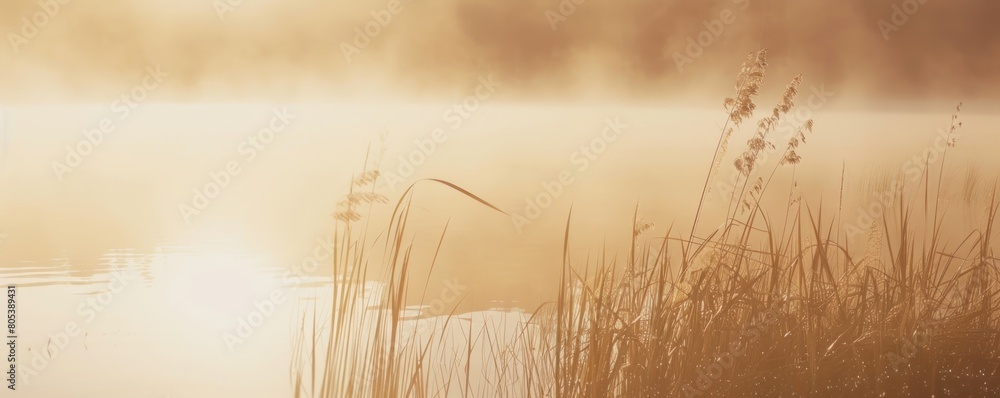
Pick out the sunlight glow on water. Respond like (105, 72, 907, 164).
(3, 243, 523, 397)
(5, 244, 301, 397)
(2, 104, 999, 396)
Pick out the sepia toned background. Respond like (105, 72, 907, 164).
(0, 0, 998, 102)
(0, 0, 998, 396)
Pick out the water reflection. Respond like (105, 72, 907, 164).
(4, 242, 319, 397)
(3, 241, 522, 397)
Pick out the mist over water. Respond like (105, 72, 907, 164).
(2, 0, 1000, 102)
(2, 103, 997, 314)
(2, 0, 999, 396)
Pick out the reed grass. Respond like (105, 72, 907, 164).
(292, 51, 1000, 397)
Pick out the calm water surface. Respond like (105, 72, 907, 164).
(2, 104, 998, 396)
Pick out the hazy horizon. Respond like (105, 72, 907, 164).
(3, 1, 1000, 397)
(2, 0, 1000, 103)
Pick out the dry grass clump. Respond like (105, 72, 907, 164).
(525, 52, 999, 397)
(292, 51, 1000, 397)
(537, 197, 999, 397)
(291, 144, 513, 397)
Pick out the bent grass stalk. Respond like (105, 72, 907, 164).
(292, 53, 1000, 397)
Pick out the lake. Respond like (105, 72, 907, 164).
(2, 102, 998, 396)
